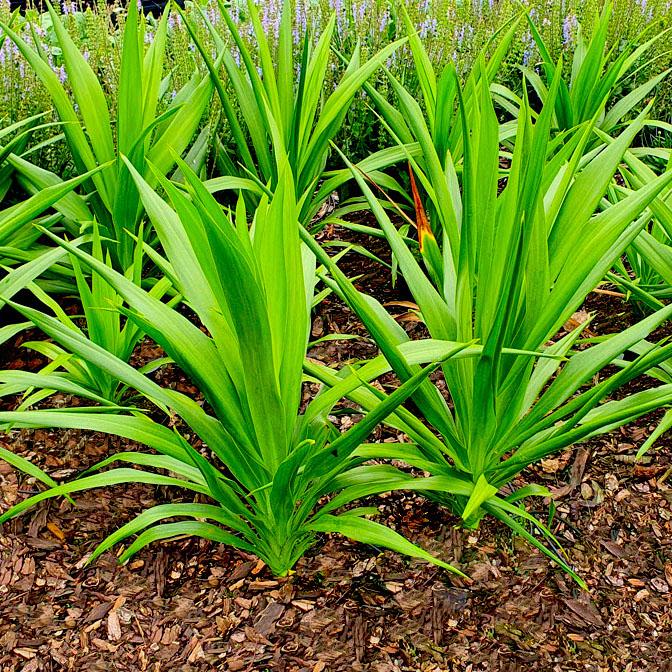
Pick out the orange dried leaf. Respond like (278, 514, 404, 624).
(408, 163, 435, 253)
(46, 522, 66, 542)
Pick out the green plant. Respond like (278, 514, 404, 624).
(602, 143, 672, 452)
(0, 158, 110, 297)
(0, 225, 175, 406)
(0, 113, 54, 201)
(183, 0, 412, 227)
(607, 145, 672, 309)
(621, 340, 672, 459)
(302, 70, 672, 585)
(374, 7, 520, 163)
(0, 0, 213, 271)
(0, 0, 209, 406)
(344, 8, 521, 244)
(523, 2, 670, 135)
(4, 0, 672, 172)
(0, 157, 481, 576)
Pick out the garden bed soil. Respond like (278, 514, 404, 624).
(0, 224, 671, 672)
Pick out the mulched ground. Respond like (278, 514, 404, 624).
(1, 224, 671, 671)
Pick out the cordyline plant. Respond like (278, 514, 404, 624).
(0, 188, 172, 405)
(620, 340, 672, 459)
(182, 0, 410, 227)
(0, 155, 484, 575)
(606, 145, 672, 310)
(521, 2, 671, 135)
(0, 0, 214, 272)
(0, 0, 205, 404)
(602, 143, 672, 448)
(370, 6, 521, 165)
(0, 113, 55, 202)
(0, 146, 168, 406)
(0, 225, 174, 406)
(0, 155, 113, 294)
(0, 112, 100, 292)
(302, 69, 672, 585)
(0, 165, 98, 258)
(344, 7, 522, 243)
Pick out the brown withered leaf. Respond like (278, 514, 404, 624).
(563, 310, 595, 336)
(561, 598, 605, 628)
(552, 448, 590, 498)
(632, 464, 666, 479)
(599, 540, 627, 559)
(46, 522, 66, 542)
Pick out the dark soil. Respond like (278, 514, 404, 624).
(1, 225, 671, 672)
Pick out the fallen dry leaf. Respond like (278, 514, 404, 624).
(46, 522, 66, 542)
